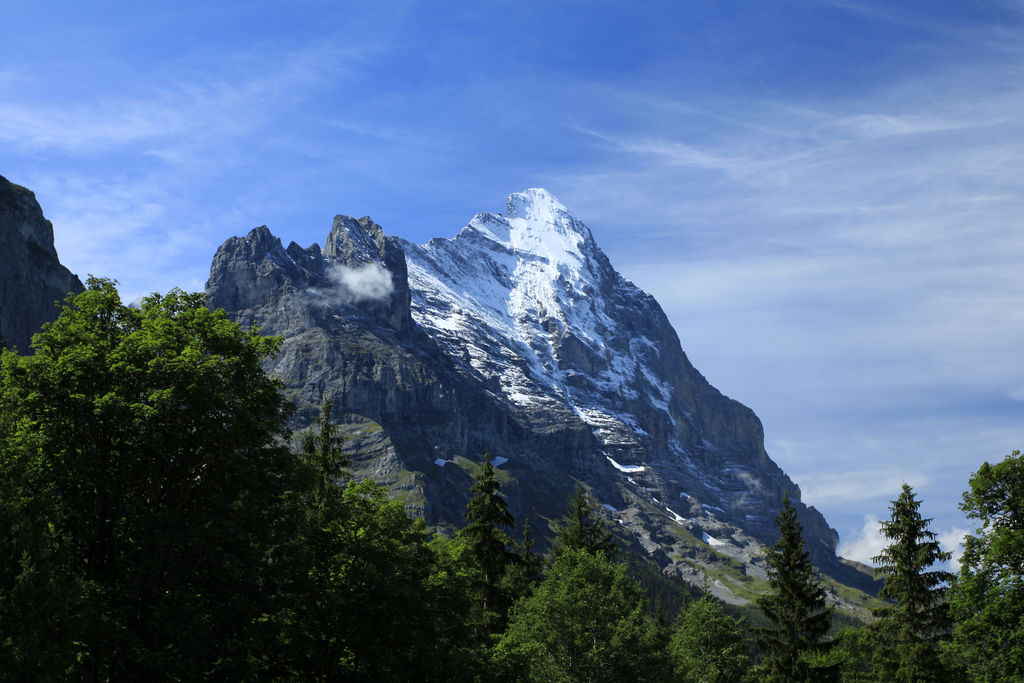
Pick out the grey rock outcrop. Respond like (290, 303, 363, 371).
(0, 175, 84, 352)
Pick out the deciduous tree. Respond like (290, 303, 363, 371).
(668, 593, 750, 683)
(0, 279, 299, 679)
(948, 450, 1024, 682)
(493, 547, 667, 682)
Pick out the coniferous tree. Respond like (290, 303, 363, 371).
(549, 484, 618, 559)
(871, 484, 951, 682)
(757, 494, 833, 682)
(459, 452, 518, 639)
(948, 451, 1024, 682)
(298, 399, 349, 523)
(501, 519, 544, 605)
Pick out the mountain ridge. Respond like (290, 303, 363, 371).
(207, 188, 875, 604)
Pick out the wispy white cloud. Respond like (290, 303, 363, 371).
(25, 171, 224, 300)
(307, 262, 395, 304)
(800, 470, 924, 507)
(838, 515, 885, 565)
(937, 527, 970, 571)
(0, 38, 381, 299)
(837, 515, 969, 570)
(554, 56, 1024, 542)
(0, 46, 337, 156)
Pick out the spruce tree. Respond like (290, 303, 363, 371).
(757, 494, 833, 682)
(459, 452, 517, 639)
(549, 484, 618, 559)
(871, 484, 951, 682)
(297, 399, 349, 523)
(501, 519, 544, 605)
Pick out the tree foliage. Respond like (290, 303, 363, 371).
(284, 480, 458, 682)
(493, 547, 667, 682)
(298, 399, 349, 523)
(460, 452, 519, 639)
(870, 484, 951, 682)
(549, 483, 618, 560)
(668, 593, 750, 683)
(756, 494, 833, 682)
(20, 277, 1018, 681)
(948, 450, 1024, 682)
(0, 278, 299, 679)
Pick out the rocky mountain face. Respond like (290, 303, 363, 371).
(0, 175, 84, 352)
(207, 189, 875, 602)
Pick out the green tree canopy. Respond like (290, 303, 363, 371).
(668, 593, 750, 683)
(493, 547, 667, 682)
(284, 479, 457, 682)
(0, 278, 300, 679)
(756, 494, 833, 682)
(871, 484, 951, 682)
(948, 450, 1024, 682)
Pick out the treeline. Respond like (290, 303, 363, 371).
(0, 280, 1020, 681)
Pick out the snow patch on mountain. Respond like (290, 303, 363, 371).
(702, 532, 727, 547)
(402, 188, 677, 451)
(607, 456, 645, 474)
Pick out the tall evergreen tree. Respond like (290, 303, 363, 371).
(871, 484, 951, 682)
(948, 451, 1024, 682)
(549, 484, 618, 559)
(757, 494, 833, 682)
(501, 519, 544, 606)
(297, 399, 349, 523)
(459, 452, 518, 639)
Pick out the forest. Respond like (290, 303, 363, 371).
(0, 278, 1020, 682)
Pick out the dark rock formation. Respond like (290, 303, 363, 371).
(0, 175, 84, 352)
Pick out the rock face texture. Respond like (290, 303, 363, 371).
(207, 189, 869, 598)
(0, 175, 84, 352)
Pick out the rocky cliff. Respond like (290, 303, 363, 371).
(0, 175, 84, 352)
(207, 189, 874, 602)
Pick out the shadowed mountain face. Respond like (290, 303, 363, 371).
(0, 175, 84, 353)
(207, 189, 872, 601)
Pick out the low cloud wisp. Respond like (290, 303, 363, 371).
(309, 261, 395, 305)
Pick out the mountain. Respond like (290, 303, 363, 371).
(0, 175, 84, 352)
(207, 189, 878, 606)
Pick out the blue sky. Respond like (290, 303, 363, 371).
(3, 0, 1023, 565)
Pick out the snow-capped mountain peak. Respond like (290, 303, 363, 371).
(207, 188, 854, 606)
(404, 189, 676, 452)
(459, 188, 594, 272)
